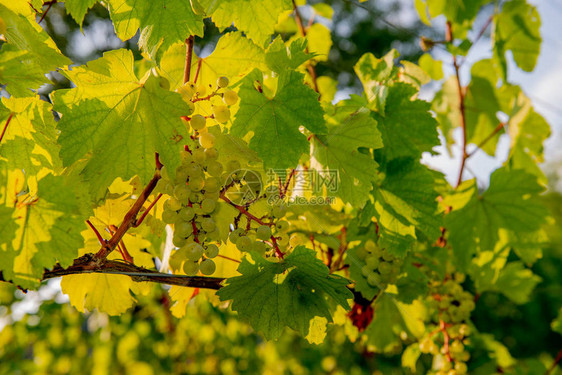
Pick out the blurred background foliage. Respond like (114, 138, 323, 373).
(2, 0, 562, 374)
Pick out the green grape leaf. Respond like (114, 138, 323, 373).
(107, 0, 204, 56)
(266, 37, 314, 73)
(372, 83, 439, 160)
(0, 4, 70, 96)
(53, 49, 190, 201)
(64, 0, 100, 26)
(197, 0, 292, 46)
(364, 294, 425, 353)
(231, 69, 325, 169)
(492, 261, 541, 304)
(445, 167, 549, 270)
(217, 246, 353, 340)
(310, 97, 383, 207)
(159, 32, 267, 91)
(494, 0, 541, 78)
(0, 97, 62, 175)
(373, 158, 441, 256)
(0, 174, 90, 288)
(424, 0, 488, 24)
(0, 44, 49, 97)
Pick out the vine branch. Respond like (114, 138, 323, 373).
(95, 153, 162, 259)
(546, 347, 562, 375)
(183, 36, 194, 84)
(447, 21, 468, 188)
(292, 0, 320, 96)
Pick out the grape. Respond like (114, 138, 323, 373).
(189, 176, 205, 192)
(203, 177, 220, 193)
(172, 234, 188, 248)
(365, 256, 380, 270)
(207, 161, 223, 177)
(236, 236, 252, 251)
(251, 241, 268, 254)
(213, 105, 231, 123)
(183, 261, 199, 276)
(199, 132, 216, 149)
(367, 272, 381, 287)
(173, 184, 191, 203)
(179, 206, 195, 222)
(168, 253, 183, 271)
(256, 225, 272, 240)
(204, 190, 220, 201)
(275, 220, 289, 232)
(204, 244, 219, 258)
(277, 235, 289, 247)
(355, 247, 368, 260)
(454, 362, 468, 374)
(180, 150, 193, 163)
(272, 204, 287, 218)
(223, 89, 238, 105)
(196, 84, 207, 97)
(364, 239, 377, 252)
(217, 76, 229, 88)
(200, 259, 216, 275)
(186, 162, 202, 176)
(192, 148, 206, 164)
(200, 199, 217, 214)
(381, 250, 394, 262)
(162, 209, 179, 224)
(185, 242, 204, 261)
(164, 197, 182, 211)
(201, 218, 216, 232)
(229, 228, 244, 243)
(190, 114, 206, 130)
(175, 221, 193, 238)
(205, 147, 218, 160)
(189, 191, 203, 203)
(178, 82, 197, 99)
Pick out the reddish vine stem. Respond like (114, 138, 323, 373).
(86, 220, 106, 246)
(193, 59, 203, 84)
(292, 0, 320, 96)
(183, 36, 194, 84)
(38, 0, 56, 23)
(95, 154, 163, 259)
(134, 193, 163, 228)
(217, 254, 242, 264)
(447, 22, 468, 188)
(440, 319, 453, 362)
(466, 122, 506, 159)
(546, 347, 562, 375)
(0, 113, 13, 144)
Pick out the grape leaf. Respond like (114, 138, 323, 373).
(373, 158, 441, 255)
(0, 174, 90, 288)
(0, 97, 62, 175)
(159, 32, 266, 91)
(64, 0, 100, 26)
(445, 168, 548, 270)
(552, 308, 562, 336)
(371, 83, 439, 160)
(310, 97, 383, 207)
(494, 0, 541, 78)
(265, 37, 314, 73)
(54, 49, 190, 200)
(217, 246, 352, 340)
(231, 69, 325, 169)
(197, 0, 292, 46)
(0, 4, 70, 96)
(364, 294, 425, 353)
(107, 0, 204, 56)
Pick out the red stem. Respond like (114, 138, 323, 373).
(86, 220, 106, 246)
(0, 114, 13, 144)
(134, 193, 163, 228)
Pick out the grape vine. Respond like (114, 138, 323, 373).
(0, 0, 557, 373)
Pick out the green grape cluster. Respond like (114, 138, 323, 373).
(228, 202, 290, 256)
(356, 239, 402, 289)
(418, 274, 475, 375)
(157, 135, 225, 276)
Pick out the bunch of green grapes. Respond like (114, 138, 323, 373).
(228, 201, 290, 256)
(418, 274, 474, 375)
(356, 239, 403, 289)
